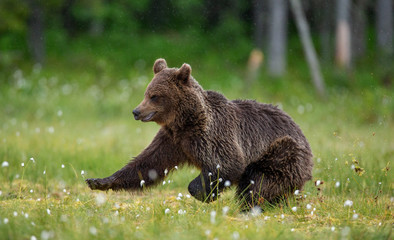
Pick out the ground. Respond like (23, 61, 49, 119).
(0, 63, 392, 239)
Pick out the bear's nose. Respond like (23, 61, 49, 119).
(132, 109, 140, 120)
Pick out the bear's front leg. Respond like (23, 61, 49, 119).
(86, 129, 187, 191)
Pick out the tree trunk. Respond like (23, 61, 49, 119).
(253, 0, 265, 50)
(317, 0, 333, 62)
(27, 0, 45, 64)
(61, 0, 76, 38)
(376, 0, 393, 56)
(267, 0, 288, 76)
(289, 0, 326, 98)
(352, 0, 367, 59)
(335, 0, 351, 69)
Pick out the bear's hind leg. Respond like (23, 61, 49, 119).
(188, 171, 225, 202)
(236, 136, 313, 210)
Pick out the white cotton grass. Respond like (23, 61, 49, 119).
(46, 209, 51, 215)
(294, 190, 300, 195)
(306, 204, 312, 210)
(335, 181, 340, 188)
(140, 180, 145, 187)
(316, 180, 321, 186)
(80, 170, 85, 175)
(222, 206, 230, 215)
(331, 226, 336, 232)
(89, 226, 97, 235)
(224, 180, 231, 187)
(164, 208, 170, 214)
(2, 161, 9, 167)
(95, 193, 107, 206)
(344, 200, 353, 207)
(251, 206, 262, 217)
(210, 210, 217, 224)
(291, 207, 297, 212)
(61, 164, 65, 168)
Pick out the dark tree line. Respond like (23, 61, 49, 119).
(1, 0, 393, 76)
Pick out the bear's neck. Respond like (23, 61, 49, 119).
(165, 91, 210, 141)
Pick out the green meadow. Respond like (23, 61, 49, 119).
(0, 34, 393, 239)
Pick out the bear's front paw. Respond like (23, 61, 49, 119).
(86, 178, 111, 191)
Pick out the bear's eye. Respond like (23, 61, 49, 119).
(150, 95, 158, 101)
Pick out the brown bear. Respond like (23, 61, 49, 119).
(86, 58, 314, 210)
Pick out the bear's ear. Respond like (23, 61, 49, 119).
(176, 63, 192, 84)
(153, 58, 167, 74)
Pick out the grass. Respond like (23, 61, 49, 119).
(0, 34, 393, 239)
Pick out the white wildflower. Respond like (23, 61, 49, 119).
(316, 180, 321, 186)
(164, 208, 170, 214)
(294, 190, 300, 195)
(331, 226, 335, 231)
(2, 161, 10, 167)
(250, 180, 255, 185)
(30, 157, 35, 163)
(164, 168, 168, 176)
(43, 170, 46, 175)
(46, 209, 51, 215)
(335, 181, 340, 188)
(13, 211, 18, 217)
(306, 204, 312, 210)
(61, 164, 65, 168)
(80, 170, 85, 175)
(208, 172, 213, 176)
(31, 236, 37, 240)
(139, 179, 145, 187)
(3, 218, 9, 224)
(352, 213, 359, 220)
(224, 180, 231, 187)
(216, 164, 220, 169)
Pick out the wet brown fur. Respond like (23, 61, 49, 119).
(86, 59, 314, 210)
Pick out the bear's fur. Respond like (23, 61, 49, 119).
(86, 59, 314, 210)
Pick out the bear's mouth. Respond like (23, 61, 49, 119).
(142, 112, 156, 122)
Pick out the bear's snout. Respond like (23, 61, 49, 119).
(132, 109, 141, 120)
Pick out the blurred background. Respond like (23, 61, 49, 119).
(1, 0, 393, 89)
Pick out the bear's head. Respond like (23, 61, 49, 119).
(132, 58, 205, 127)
